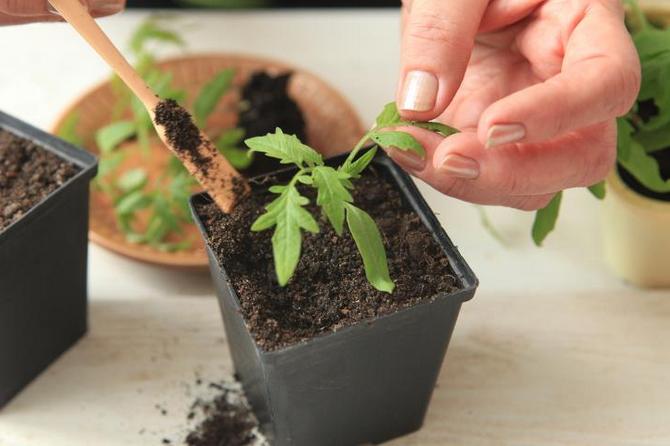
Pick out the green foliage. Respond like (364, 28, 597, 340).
(96, 121, 137, 153)
(77, 17, 243, 251)
(529, 1, 669, 245)
(216, 128, 253, 170)
(194, 68, 235, 126)
(246, 128, 324, 167)
(588, 181, 607, 200)
(248, 103, 453, 292)
(345, 203, 394, 293)
(532, 192, 563, 247)
(618, 3, 670, 192)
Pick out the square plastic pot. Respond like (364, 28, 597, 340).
(190, 153, 478, 446)
(0, 111, 97, 408)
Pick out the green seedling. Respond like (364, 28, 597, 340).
(246, 102, 457, 292)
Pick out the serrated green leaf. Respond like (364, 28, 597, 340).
(96, 121, 137, 153)
(376, 102, 402, 127)
(115, 190, 153, 215)
(588, 181, 606, 200)
(341, 146, 377, 178)
(116, 168, 148, 193)
(313, 166, 352, 235)
(245, 128, 323, 167)
(370, 131, 425, 157)
(57, 112, 83, 146)
(194, 69, 235, 126)
(251, 184, 318, 285)
(532, 192, 562, 247)
(345, 203, 394, 293)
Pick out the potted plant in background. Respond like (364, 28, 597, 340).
(53, 16, 364, 267)
(602, 1, 670, 287)
(190, 103, 478, 445)
(0, 111, 97, 407)
(519, 1, 670, 287)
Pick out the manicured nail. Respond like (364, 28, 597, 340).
(486, 124, 526, 148)
(400, 70, 438, 112)
(387, 148, 426, 171)
(438, 154, 479, 179)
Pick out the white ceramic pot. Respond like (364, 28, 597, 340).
(603, 170, 670, 287)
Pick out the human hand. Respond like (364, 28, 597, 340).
(0, 0, 124, 25)
(390, 0, 640, 210)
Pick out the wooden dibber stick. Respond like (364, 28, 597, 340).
(48, 0, 248, 212)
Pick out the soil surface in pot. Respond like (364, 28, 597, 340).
(196, 166, 460, 351)
(0, 128, 78, 231)
(618, 147, 670, 201)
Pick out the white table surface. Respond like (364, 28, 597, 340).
(1, 8, 670, 446)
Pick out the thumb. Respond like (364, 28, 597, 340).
(397, 0, 488, 121)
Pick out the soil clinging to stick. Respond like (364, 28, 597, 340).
(154, 99, 211, 170)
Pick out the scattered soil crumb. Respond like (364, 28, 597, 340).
(185, 380, 268, 446)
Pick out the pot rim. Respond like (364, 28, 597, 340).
(0, 110, 97, 242)
(190, 153, 479, 356)
(607, 168, 670, 214)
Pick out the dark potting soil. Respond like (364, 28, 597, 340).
(185, 382, 267, 446)
(238, 72, 306, 177)
(196, 167, 460, 351)
(619, 149, 670, 201)
(154, 99, 211, 169)
(0, 128, 78, 231)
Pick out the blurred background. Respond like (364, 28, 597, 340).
(127, 0, 398, 7)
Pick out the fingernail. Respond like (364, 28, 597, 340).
(387, 148, 426, 171)
(46, 2, 59, 14)
(438, 153, 479, 179)
(486, 124, 526, 148)
(400, 70, 438, 112)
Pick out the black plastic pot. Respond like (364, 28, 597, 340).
(190, 153, 478, 446)
(0, 111, 97, 408)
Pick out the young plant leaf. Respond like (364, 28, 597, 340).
(95, 121, 137, 153)
(375, 102, 402, 127)
(341, 146, 377, 178)
(116, 168, 148, 194)
(194, 68, 235, 127)
(370, 131, 425, 157)
(531, 191, 563, 247)
(251, 185, 319, 286)
(345, 203, 394, 293)
(588, 181, 606, 200)
(312, 166, 353, 235)
(245, 128, 323, 167)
